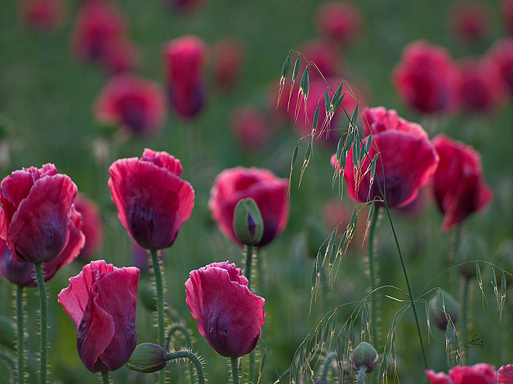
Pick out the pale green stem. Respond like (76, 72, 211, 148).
(165, 323, 192, 351)
(0, 350, 16, 382)
(150, 249, 166, 384)
(459, 277, 471, 365)
(34, 263, 47, 384)
(16, 285, 25, 384)
(320, 352, 337, 382)
(101, 371, 110, 384)
(244, 245, 254, 289)
(368, 205, 380, 371)
(357, 366, 367, 384)
(230, 357, 240, 384)
(164, 351, 205, 384)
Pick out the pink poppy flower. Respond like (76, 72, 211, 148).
(297, 39, 345, 82)
(331, 107, 439, 208)
(448, 2, 491, 45)
(19, 0, 67, 32)
(432, 134, 493, 230)
(108, 148, 195, 250)
(454, 57, 507, 114)
(99, 37, 140, 75)
(426, 363, 496, 384)
(69, 1, 127, 63)
(163, 35, 207, 119)
(74, 194, 103, 260)
(58, 260, 139, 373)
(94, 74, 167, 136)
(185, 261, 265, 357)
(498, 364, 513, 384)
(0, 164, 81, 264)
(209, 167, 289, 248)
(230, 106, 271, 152)
(212, 37, 244, 91)
(392, 40, 458, 114)
(314, 1, 362, 45)
(0, 206, 84, 286)
(487, 37, 513, 95)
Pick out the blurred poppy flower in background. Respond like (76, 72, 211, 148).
(230, 106, 271, 153)
(393, 40, 458, 114)
(432, 134, 493, 231)
(332, 107, 439, 208)
(69, 1, 127, 64)
(58, 260, 139, 373)
(0, 206, 84, 286)
(297, 39, 345, 82)
(94, 73, 167, 136)
(314, 1, 362, 46)
(487, 37, 513, 96)
(185, 261, 265, 358)
(212, 37, 244, 91)
(74, 193, 103, 261)
(447, 2, 491, 45)
(19, 0, 67, 32)
(163, 35, 208, 119)
(99, 37, 140, 75)
(0, 164, 82, 264)
(425, 363, 496, 384)
(109, 148, 195, 250)
(209, 167, 289, 248)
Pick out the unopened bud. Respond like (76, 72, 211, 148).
(126, 342, 168, 373)
(233, 198, 264, 246)
(349, 342, 378, 374)
(429, 289, 459, 330)
(458, 234, 486, 280)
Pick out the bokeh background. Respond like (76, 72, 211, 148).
(0, 0, 512, 383)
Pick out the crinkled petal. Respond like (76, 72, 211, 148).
(425, 369, 454, 384)
(498, 364, 513, 384)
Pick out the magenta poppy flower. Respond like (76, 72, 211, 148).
(230, 106, 271, 153)
(99, 37, 140, 75)
(432, 134, 493, 230)
(498, 364, 513, 383)
(70, 1, 127, 63)
(209, 167, 289, 248)
(392, 40, 458, 114)
(58, 260, 139, 373)
(448, 2, 491, 45)
(212, 37, 244, 91)
(94, 74, 167, 136)
(74, 194, 103, 261)
(109, 148, 195, 250)
(314, 1, 362, 45)
(426, 363, 496, 384)
(454, 57, 507, 114)
(0, 164, 81, 264)
(297, 39, 345, 82)
(1, 205, 84, 286)
(19, 0, 67, 32)
(185, 261, 265, 358)
(487, 37, 513, 95)
(163, 35, 207, 119)
(331, 107, 439, 208)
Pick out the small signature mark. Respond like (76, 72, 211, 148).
(464, 334, 484, 349)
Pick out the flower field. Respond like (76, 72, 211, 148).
(0, 0, 512, 383)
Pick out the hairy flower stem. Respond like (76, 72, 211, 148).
(165, 324, 194, 382)
(164, 351, 205, 384)
(101, 371, 110, 384)
(368, 206, 380, 384)
(244, 245, 257, 384)
(0, 350, 16, 380)
(16, 285, 25, 384)
(357, 366, 367, 384)
(382, 203, 428, 372)
(320, 352, 337, 382)
(34, 263, 47, 384)
(231, 357, 240, 384)
(150, 249, 166, 384)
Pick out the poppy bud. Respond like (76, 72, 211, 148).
(126, 342, 168, 373)
(349, 342, 378, 374)
(233, 198, 264, 246)
(458, 234, 486, 280)
(428, 289, 459, 331)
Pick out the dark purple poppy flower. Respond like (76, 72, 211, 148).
(185, 261, 265, 358)
(58, 260, 139, 373)
(108, 148, 194, 250)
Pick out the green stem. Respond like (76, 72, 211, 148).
(459, 277, 471, 365)
(150, 249, 166, 384)
(320, 352, 337, 382)
(0, 350, 16, 382)
(16, 285, 25, 384)
(165, 323, 192, 351)
(244, 245, 254, 289)
(230, 357, 240, 384)
(164, 351, 205, 384)
(34, 263, 47, 384)
(101, 371, 110, 384)
(368, 205, 380, 358)
(357, 366, 367, 384)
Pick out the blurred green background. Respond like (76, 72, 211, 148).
(0, 0, 512, 383)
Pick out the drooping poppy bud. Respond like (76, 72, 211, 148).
(428, 289, 459, 331)
(126, 342, 168, 373)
